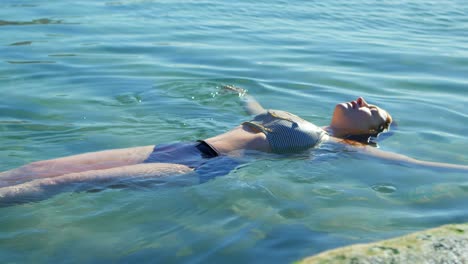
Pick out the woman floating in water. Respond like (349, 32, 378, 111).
(1, 85, 467, 203)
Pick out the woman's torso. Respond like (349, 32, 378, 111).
(205, 110, 328, 155)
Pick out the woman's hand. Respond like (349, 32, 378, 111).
(221, 85, 247, 97)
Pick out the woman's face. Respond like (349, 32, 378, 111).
(330, 97, 389, 135)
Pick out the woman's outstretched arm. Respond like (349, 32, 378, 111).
(351, 144, 468, 172)
(0, 163, 193, 206)
(223, 85, 265, 115)
(242, 94, 266, 115)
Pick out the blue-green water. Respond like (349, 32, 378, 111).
(1, 0, 467, 262)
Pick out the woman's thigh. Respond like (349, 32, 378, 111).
(0, 162, 193, 205)
(1, 145, 156, 183)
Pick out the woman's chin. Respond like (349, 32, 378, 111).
(336, 103, 350, 111)
(333, 104, 348, 118)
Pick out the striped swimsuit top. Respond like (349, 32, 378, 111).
(242, 110, 328, 153)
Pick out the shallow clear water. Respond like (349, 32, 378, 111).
(1, 0, 467, 262)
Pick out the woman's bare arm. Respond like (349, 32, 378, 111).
(0, 163, 193, 205)
(242, 94, 266, 115)
(222, 85, 265, 115)
(350, 144, 468, 172)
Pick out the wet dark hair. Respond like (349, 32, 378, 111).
(344, 113, 394, 147)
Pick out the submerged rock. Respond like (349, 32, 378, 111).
(297, 223, 468, 264)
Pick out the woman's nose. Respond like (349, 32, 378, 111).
(357, 97, 368, 107)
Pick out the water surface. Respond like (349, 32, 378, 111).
(1, 0, 467, 263)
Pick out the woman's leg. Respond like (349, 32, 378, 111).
(0, 162, 193, 205)
(0, 145, 155, 186)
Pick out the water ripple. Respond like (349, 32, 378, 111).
(8, 41, 32, 46)
(0, 18, 64, 26)
(7, 60, 56, 64)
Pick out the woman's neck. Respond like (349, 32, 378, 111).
(323, 126, 346, 138)
(323, 126, 374, 146)
(324, 125, 370, 139)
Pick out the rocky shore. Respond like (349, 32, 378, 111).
(298, 223, 468, 264)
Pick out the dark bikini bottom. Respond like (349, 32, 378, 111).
(143, 141, 240, 183)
